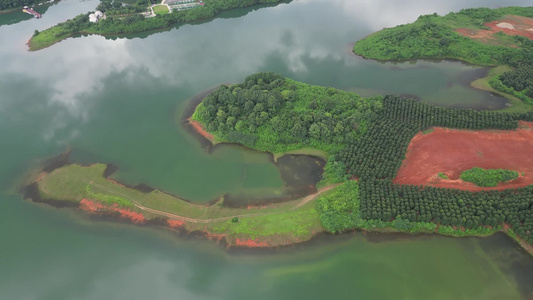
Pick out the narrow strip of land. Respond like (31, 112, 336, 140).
(88, 180, 338, 223)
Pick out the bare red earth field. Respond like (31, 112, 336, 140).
(394, 122, 533, 191)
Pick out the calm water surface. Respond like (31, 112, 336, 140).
(1, 0, 532, 299)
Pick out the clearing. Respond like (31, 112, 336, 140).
(394, 122, 533, 191)
(455, 15, 533, 45)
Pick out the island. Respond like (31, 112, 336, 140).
(353, 6, 533, 112)
(27, 0, 290, 51)
(25, 72, 533, 254)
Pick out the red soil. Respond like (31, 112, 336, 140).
(394, 122, 533, 191)
(167, 219, 185, 228)
(455, 15, 533, 43)
(78, 199, 145, 223)
(80, 199, 105, 212)
(115, 207, 145, 223)
(189, 119, 214, 140)
(235, 238, 269, 247)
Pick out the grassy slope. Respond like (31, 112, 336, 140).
(37, 164, 323, 246)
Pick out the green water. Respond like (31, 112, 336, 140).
(1, 0, 532, 299)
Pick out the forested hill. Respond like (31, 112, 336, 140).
(353, 6, 533, 107)
(353, 6, 533, 65)
(192, 72, 382, 154)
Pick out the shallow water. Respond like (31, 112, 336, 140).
(1, 0, 532, 299)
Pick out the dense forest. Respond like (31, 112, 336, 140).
(29, 0, 289, 50)
(195, 72, 533, 245)
(193, 72, 381, 153)
(353, 6, 533, 104)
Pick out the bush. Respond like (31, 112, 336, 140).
(460, 167, 519, 187)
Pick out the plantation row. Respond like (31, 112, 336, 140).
(338, 95, 533, 179)
(359, 179, 533, 244)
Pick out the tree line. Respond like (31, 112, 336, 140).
(358, 178, 533, 244)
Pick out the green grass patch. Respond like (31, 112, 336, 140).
(211, 204, 322, 240)
(422, 128, 434, 134)
(152, 5, 169, 15)
(460, 167, 519, 187)
(29, 25, 72, 51)
(438, 172, 448, 179)
(37, 163, 326, 245)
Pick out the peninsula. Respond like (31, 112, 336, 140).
(353, 6, 533, 111)
(26, 73, 533, 254)
(27, 0, 289, 51)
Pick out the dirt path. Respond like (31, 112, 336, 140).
(292, 183, 341, 209)
(87, 181, 340, 223)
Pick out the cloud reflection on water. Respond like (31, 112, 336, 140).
(0, 0, 528, 141)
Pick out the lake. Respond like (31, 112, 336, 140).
(0, 0, 532, 299)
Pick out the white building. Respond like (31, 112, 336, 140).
(89, 13, 98, 23)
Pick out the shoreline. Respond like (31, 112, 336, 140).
(21, 152, 532, 255)
(23, 172, 533, 255)
(23, 161, 336, 248)
(28, 0, 290, 51)
(352, 51, 530, 112)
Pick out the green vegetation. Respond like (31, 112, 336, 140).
(438, 172, 448, 179)
(34, 70, 533, 249)
(471, 65, 533, 113)
(1, 0, 37, 10)
(316, 181, 503, 238)
(36, 163, 322, 246)
(422, 128, 434, 134)
(353, 6, 533, 106)
(490, 65, 533, 105)
(460, 167, 519, 187)
(353, 7, 533, 65)
(97, 0, 149, 16)
(316, 181, 360, 233)
(338, 95, 532, 179)
(192, 72, 381, 154)
(152, 5, 169, 15)
(317, 155, 349, 188)
(211, 203, 321, 242)
(194, 73, 533, 247)
(28, 0, 289, 51)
